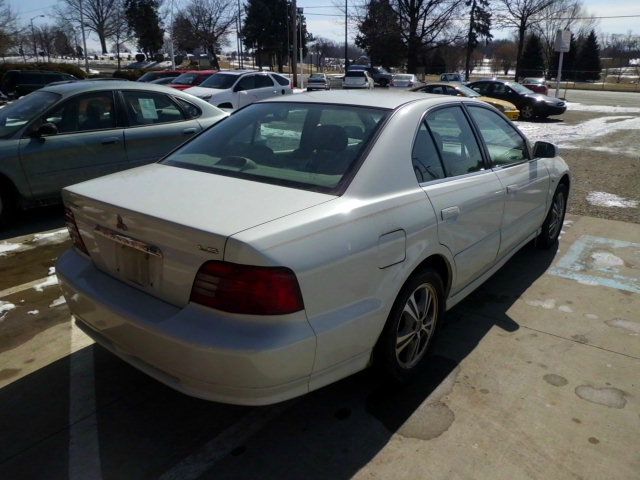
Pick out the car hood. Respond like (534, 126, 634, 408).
(478, 96, 518, 111)
(524, 92, 564, 105)
(184, 86, 221, 98)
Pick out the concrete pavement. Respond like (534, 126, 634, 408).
(0, 214, 638, 479)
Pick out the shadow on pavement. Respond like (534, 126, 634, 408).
(0, 242, 557, 479)
(1, 205, 65, 241)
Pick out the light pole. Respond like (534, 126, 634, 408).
(30, 15, 45, 60)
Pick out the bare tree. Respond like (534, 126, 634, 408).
(175, 0, 237, 70)
(36, 25, 57, 62)
(496, 0, 556, 79)
(393, 0, 466, 73)
(56, 0, 120, 54)
(110, 0, 131, 69)
(0, 0, 17, 60)
(493, 39, 517, 75)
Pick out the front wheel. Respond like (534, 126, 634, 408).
(537, 183, 568, 249)
(374, 269, 444, 382)
(0, 184, 16, 226)
(520, 103, 536, 120)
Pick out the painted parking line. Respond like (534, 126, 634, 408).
(0, 276, 57, 299)
(549, 235, 640, 293)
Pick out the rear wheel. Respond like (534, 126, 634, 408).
(374, 269, 444, 382)
(0, 183, 16, 226)
(537, 183, 568, 248)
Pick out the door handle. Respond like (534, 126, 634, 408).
(101, 137, 120, 145)
(441, 206, 460, 221)
(182, 127, 197, 135)
(507, 184, 520, 194)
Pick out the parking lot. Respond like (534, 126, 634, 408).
(0, 89, 639, 479)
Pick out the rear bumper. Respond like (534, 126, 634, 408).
(504, 110, 520, 120)
(56, 248, 316, 406)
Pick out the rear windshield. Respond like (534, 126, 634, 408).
(162, 102, 389, 194)
(0, 90, 60, 139)
(200, 73, 239, 89)
(346, 71, 366, 78)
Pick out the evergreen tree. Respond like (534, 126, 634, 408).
(519, 33, 545, 78)
(575, 30, 601, 81)
(355, 0, 405, 68)
(125, 0, 164, 57)
(464, 0, 492, 80)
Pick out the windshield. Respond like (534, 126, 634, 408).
(509, 82, 534, 94)
(523, 78, 544, 84)
(309, 74, 325, 80)
(456, 85, 481, 97)
(394, 75, 413, 81)
(0, 91, 60, 139)
(345, 71, 365, 78)
(171, 73, 199, 85)
(162, 102, 389, 193)
(199, 73, 239, 89)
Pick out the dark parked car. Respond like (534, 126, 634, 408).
(347, 65, 393, 87)
(520, 77, 549, 95)
(467, 79, 566, 120)
(0, 81, 226, 223)
(0, 70, 77, 99)
(137, 70, 185, 82)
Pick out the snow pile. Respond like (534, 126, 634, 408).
(33, 275, 59, 292)
(49, 296, 67, 308)
(586, 192, 638, 208)
(566, 102, 640, 114)
(0, 301, 16, 320)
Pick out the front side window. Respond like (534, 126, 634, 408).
(200, 73, 238, 89)
(236, 75, 256, 91)
(122, 91, 185, 126)
(470, 82, 489, 94)
(468, 107, 528, 166)
(412, 122, 445, 182)
(0, 90, 60, 138)
(425, 107, 484, 177)
(162, 102, 389, 193)
(44, 91, 116, 134)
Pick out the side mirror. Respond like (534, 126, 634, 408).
(34, 122, 59, 137)
(533, 141, 557, 158)
(233, 84, 243, 93)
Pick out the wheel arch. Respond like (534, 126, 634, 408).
(411, 253, 453, 299)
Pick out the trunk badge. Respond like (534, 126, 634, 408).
(116, 215, 128, 231)
(197, 245, 219, 255)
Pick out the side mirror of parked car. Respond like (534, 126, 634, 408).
(36, 122, 59, 137)
(533, 141, 557, 158)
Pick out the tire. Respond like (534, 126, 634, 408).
(0, 182, 16, 226)
(537, 183, 568, 249)
(374, 268, 445, 382)
(378, 79, 389, 88)
(520, 103, 536, 120)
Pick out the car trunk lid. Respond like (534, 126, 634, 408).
(64, 163, 335, 307)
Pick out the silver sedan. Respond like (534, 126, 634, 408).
(56, 91, 570, 405)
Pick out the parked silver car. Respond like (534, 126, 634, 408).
(57, 91, 569, 405)
(0, 81, 226, 223)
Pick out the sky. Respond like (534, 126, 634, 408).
(8, 0, 640, 53)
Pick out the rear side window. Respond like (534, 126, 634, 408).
(122, 91, 185, 126)
(255, 75, 274, 88)
(175, 97, 202, 119)
(425, 107, 484, 177)
(162, 102, 389, 193)
(272, 74, 290, 86)
(467, 107, 528, 166)
(412, 122, 445, 182)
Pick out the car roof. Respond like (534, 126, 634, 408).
(264, 90, 459, 110)
(41, 80, 195, 95)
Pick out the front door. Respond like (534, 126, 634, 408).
(19, 91, 127, 198)
(466, 105, 550, 257)
(417, 106, 505, 294)
(120, 90, 201, 167)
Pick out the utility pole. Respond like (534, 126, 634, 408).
(79, 0, 90, 74)
(344, 0, 348, 72)
(237, 0, 244, 69)
(30, 15, 45, 60)
(298, 8, 303, 88)
(291, 0, 297, 87)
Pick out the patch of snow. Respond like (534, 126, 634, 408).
(0, 301, 16, 320)
(49, 295, 66, 308)
(0, 243, 22, 256)
(0, 228, 70, 258)
(33, 275, 59, 292)
(48, 266, 56, 275)
(586, 192, 638, 209)
(566, 102, 640, 114)
(525, 299, 556, 309)
(558, 305, 573, 313)
(585, 313, 599, 320)
(27, 310, 39, 315)
(590, 251, 625, 268)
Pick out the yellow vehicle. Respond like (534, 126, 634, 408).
(411, 82, 520, 120)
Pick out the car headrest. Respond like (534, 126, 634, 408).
(313, 125, 347, 152)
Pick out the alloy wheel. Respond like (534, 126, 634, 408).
(395, 283, 438, 369)
(521, 104, 534, 119)
(548, 191, 565, 240)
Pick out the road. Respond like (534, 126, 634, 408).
(550, 88, 640, 108)
(0, 89, 639, 479)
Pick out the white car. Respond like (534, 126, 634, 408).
(343, 70, 374, 89)
(184, 70, 292, 109)
(57, 91, 570, 406)
(391, 74, 420, 88)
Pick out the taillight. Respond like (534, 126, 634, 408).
(190, 261, 304, 315)
(64, 206, 89, 255)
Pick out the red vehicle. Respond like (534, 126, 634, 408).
(168, 70, 217, 90)
(521, 77, 549, 95)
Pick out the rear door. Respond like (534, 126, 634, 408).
(120, 90, 202, 167)
(254, 73, 278, 99)
(466, 105, 549, 258)
(18, 90, 127, 198)
(417, 105, 505, 293)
